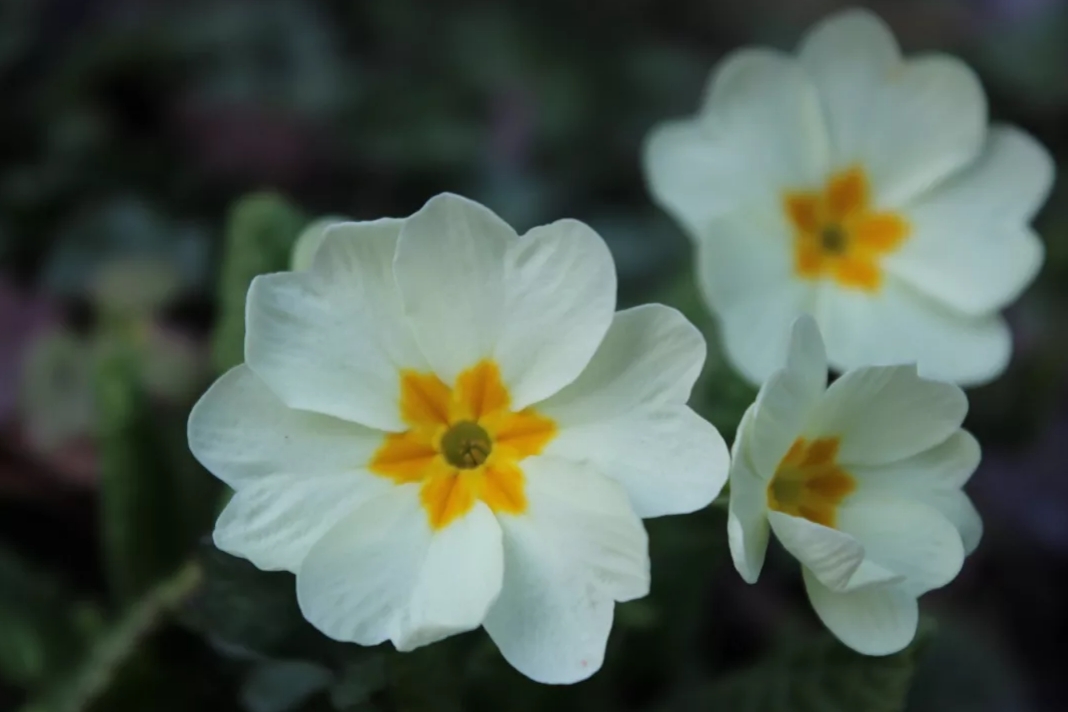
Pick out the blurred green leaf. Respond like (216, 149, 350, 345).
(241, 660, 333, 712)
(0, 546, 101, 689)
(212, 192, 306, 372)
(329, 657, 387, 710)
(661, 626, 932, 712)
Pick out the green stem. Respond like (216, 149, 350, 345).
(22, 561, 203, 712)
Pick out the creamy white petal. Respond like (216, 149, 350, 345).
(929, 491, 983, 555)
(297, 486, 503, 650)
(187, 365, 385, 488)
(816, 279, 1011, 386)
(887, 127, 1052, 315)
(494, 219, 616, 410)
(290, 215, 349, 272)
(213, 472, 389, 572)
(644, 49, 829, 236)
(801, 9, 985, 206)
(483, 456, 648, 684)
(768, 512, 899, 592)
(728, 404, 770, 583)
(798, 9, 900, 171)
(835, 497, 964, 596)
(393, 193, 514, 384)
(803, 569, 919, 656)
(245, 220, 427, 431)
(538, 305, 705, 424)
(546, 405, 728, 518)
(804, 363, 967, 466)
(699, 212, 818, 386)
(745, 322, 828, 478)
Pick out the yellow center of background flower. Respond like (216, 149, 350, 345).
(767, 437, 855, 528)
(369, 360, 556, 530)
(784, 167, 909, 291)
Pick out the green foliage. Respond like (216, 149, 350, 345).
(660, 626, 932, 712)
(212, 193, 306, 373)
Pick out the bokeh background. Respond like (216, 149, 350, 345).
(2, 0, 1067, 710)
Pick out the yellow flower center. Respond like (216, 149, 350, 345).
(767, 437, 855, 528)
(369, 360, 556, 530)
(784, 167, 910, 291)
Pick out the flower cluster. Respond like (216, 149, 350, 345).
(188, 8, 1050, 683)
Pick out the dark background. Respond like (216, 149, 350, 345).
(2, 1, 1067, 711)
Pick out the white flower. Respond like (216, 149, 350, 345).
(188, 193, 729, 683)
(728, 315, 982, 655)
(643, 8, 1054, 386)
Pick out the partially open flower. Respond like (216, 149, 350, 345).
(728, 316, 981, 655)
(188, 193, 729, 683)
(644, 8, 1054, 386)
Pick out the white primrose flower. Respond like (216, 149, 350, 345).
(644, 8, 1054, 386)
(728, 315, 982, 655)
(188, 193, 729, 684)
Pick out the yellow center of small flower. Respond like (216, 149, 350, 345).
(784, 167, 910, 291)
(767, 437, 856, 528)
(369, 360, 556, 530)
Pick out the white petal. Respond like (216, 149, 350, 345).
(213, 472, 389, 572)
(804, 363, 967, 466)
(483, 456, 649, 684)
(494, 219, 616, 409)
(931, 492, 983, 555)
(802, 569, 919, 656)
(799, 10, 900, 173)
(187, 365, 385, 488)
(546, 405, 728, 518)
(699, 212, 818, 386)
(835, 497, 964, 596)
(801, 10, 985, 206)
(816, 279, 1012, 386)
(538, 305, 705, 424)
(393, 193, 515, 384)
(290, 215, 349, 272)
(643, 49, 829, 235)
(297, 487, 503, 650)
(728, 406, 770, 583)
(768, 512, 898, 592)
(887, 127, 1051, 315)
(744, 325, 827, 478)
(245, 220, 427, 430)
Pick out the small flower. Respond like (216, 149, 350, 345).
(728, 315, 982, 655)
(644, 8, 1054, 386)
(188, 193, 729, 683)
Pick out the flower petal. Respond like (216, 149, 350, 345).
(213, 472, 389, 572)
(297, 486, 503, 650)
(546, 404, 728, 518)
(728, 404, 771, 583)
(643, 48, 829, 235)
(887, 127, 1052, 315)
(245, 220, 427, 430)
(835, 497, 965, 596)
(494, 219, 616, 410)
(804, 364, 967, 466)
(538, 305, 705, 424)
(699, 212, 818, 386)
(800, 9, 985, 206)
(816, 278, 1011, 386)
(802, 569, 919, 656)
(187, 365, 385, 488)
(394, 194, 515, 384)
(483, 456, 648, 684)
(744, 316, 829, 477)
(768, 511, 898, 592)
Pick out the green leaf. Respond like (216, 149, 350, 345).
(95, 347, 209, 604)
(241, 660, 333, 712)
(212, 193, 306, 372)
(663, 626, 932, 712)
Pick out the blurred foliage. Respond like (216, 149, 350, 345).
(2, 0, 1068, 710)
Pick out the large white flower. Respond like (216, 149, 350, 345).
(643, 8, 1054, 386)
(187, 193, 729, 683)
(728, 315, 982, 655)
